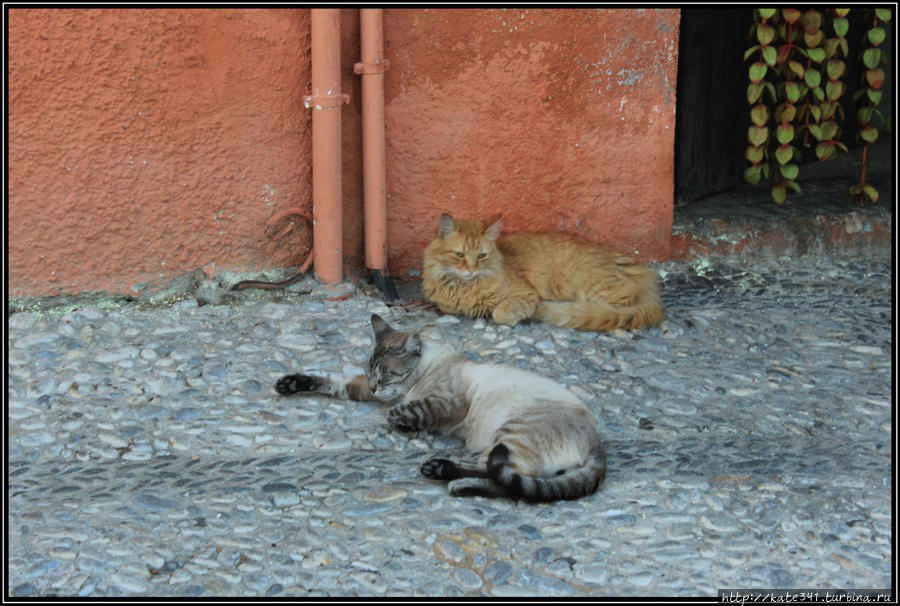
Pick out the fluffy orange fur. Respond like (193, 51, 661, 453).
(423, 214, 664, 331)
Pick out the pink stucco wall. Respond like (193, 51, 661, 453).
(8, 8, 679, 297)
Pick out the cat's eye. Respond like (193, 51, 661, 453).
(453, 251, 465, 258)
(477, 252, 487, 259)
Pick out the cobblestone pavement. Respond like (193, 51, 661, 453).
(7, 254, 893, 597)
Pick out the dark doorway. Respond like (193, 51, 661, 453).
(674, 8, 752, 204)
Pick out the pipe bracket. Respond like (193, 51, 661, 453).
(353, 59, 391, 75)
(303, 93, 350, 110)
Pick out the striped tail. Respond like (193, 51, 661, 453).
(487, 443, 607, 502)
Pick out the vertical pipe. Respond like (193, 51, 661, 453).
(310, 9, 343, 284)
(358, 9, 388, 275)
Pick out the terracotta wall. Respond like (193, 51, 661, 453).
(8, 8, 679, 298)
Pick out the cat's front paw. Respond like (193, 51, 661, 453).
(275, 374, 323, 395)
(492, 302, 531, 326)
(491, 309, 520, 326)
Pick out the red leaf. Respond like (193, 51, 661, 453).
(866, 68, 885, 90)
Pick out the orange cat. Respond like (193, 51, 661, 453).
(423, 213, 664, 331)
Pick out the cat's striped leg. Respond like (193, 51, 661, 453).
(387, 396, 462, 434)
(275, 373, 374, 401)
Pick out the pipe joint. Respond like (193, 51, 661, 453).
(303, 93, 350, 111)
(353, 59, 391, 75)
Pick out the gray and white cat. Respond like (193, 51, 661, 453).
(275, 314, 606, 502)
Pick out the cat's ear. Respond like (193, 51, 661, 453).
(484, 214, 502, 240)
(404, 333, 422, 355)
(437, 213, 456, 239)
(370, 314, 394, 340)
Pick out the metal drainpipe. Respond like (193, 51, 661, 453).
(306, 8, 348, 285)
(354, 9, 397, 300)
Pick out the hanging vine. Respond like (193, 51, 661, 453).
(744, 9, 778, 189)
(850, 7, 892, 204)
(771, 8, 805, 204)
(797, 9, 825, 150)
(744, 7, 891, 205)
(814, 8, 850, 163)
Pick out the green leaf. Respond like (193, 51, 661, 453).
(758, 9, 777, 19)
(808, 104, 821, 123)
(807, 123, 823, 140)
(813, 86, 825, 102)
(771, 183, 787, 204)
(751, 104, 769, 126)
(775, 144, 794, 165)
(804, 69, 821, 88)
(786, 180, 803, 194)
(835, 141, 848, 153)
(802, 10, 823, 32)
(815, 142, 834, 161)
(820, 120, 838, 140)
(874, 8, 892, 22)
(865, 68, 885, 90)
(788, 60, 805, 78)
(776, 122, 795, 144)
(779, 164, 799, 180)
(863, 184, 879, 203)
(764, 83, 778, 103)
(826, 59, 845, 80)
(857, 106, 874, 126)
(860, 125, 879, 144)
(746, 146, 765, 164)
(784, 81, 802, 103)
(839, 38, 849, 57)
(862, 48, 882, 69)
(749, 61, 768, 83)
(748, 125, 769, 146)
(804, 30, 824, 48)
(762, 45, 777, 67)
(825, 80, 844, 101)
(867, 27, 886, 45)
(833, 17, 849, 37)
(775, 103, 797, 123)
(807, 47, 826, 63)
(744, 165, 762, 185)
(832, 8, 850, 18)
(757, 23, 776, 45)
(867, 88, 883, 105)
(744, 45, 760, 61)
(747, 82, 764, 104)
